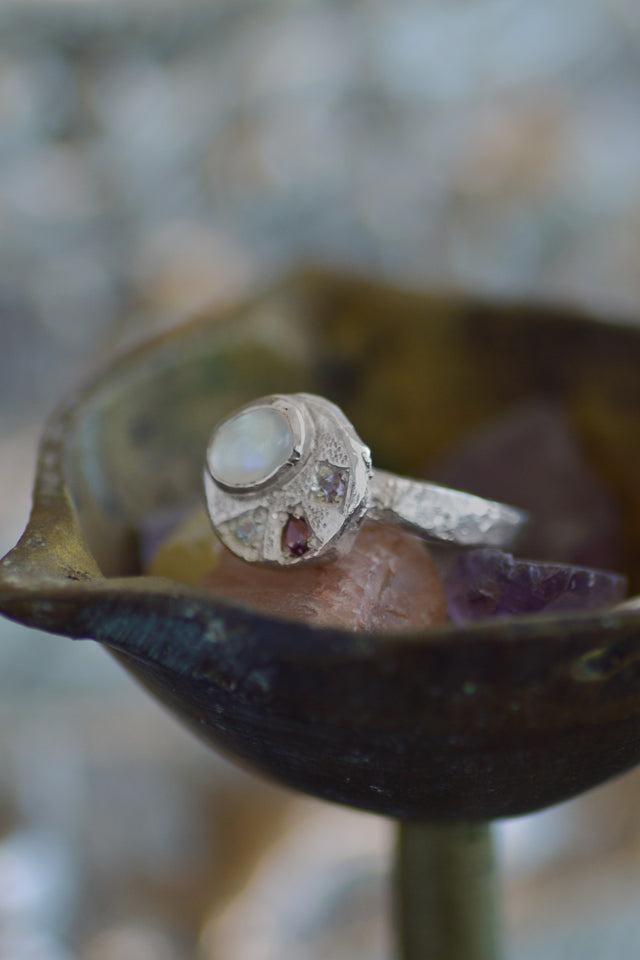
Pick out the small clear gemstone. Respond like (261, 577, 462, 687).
(210, 406, 293, 486)
(235, 517, 258, 544)
(312, 463, 347, 503)
(283, 516, 310, 557)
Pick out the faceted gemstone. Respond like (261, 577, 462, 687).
(235, 517, 258, 544)
(210, 406, 293, 486)
(312, 463, 347, 504)
(444, 548, 627, 623)
(283, 516, 310, 557)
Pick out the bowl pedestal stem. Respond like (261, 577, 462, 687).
(395, 820, 501, 960)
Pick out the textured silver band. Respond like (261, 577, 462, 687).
(368, 469, 526, 549)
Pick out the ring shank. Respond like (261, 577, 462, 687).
(368, 469, 528, 549)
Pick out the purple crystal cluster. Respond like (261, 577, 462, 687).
(444, 549, 627, 623)
(431, 400, 629, 621)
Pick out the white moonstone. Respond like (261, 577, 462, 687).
(210, 406, 293, 486)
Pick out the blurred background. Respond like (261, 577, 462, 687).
(3, 0, 640, 957)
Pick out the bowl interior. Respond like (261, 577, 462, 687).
(64, 273, 640, 587)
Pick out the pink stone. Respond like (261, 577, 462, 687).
(283, 516, 310, 557)
(200, 523, 449, 633)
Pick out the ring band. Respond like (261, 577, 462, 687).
(204, 393, 528, 566)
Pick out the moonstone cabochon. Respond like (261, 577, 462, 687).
(0, 270, 639, 822)
(209, 406, 294, 486)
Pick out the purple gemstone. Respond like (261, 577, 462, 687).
(444, 549, 627, 623)
(283, 516, 310, 557)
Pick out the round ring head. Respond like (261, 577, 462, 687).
(204, 393, 372, 565)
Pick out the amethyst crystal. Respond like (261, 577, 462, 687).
(444, 549, 627, 623)
(431, 400, 623, 569)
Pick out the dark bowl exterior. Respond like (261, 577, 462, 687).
(1, 269, 640, 821)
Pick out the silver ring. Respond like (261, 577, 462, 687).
(204, 393, 528, 566)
